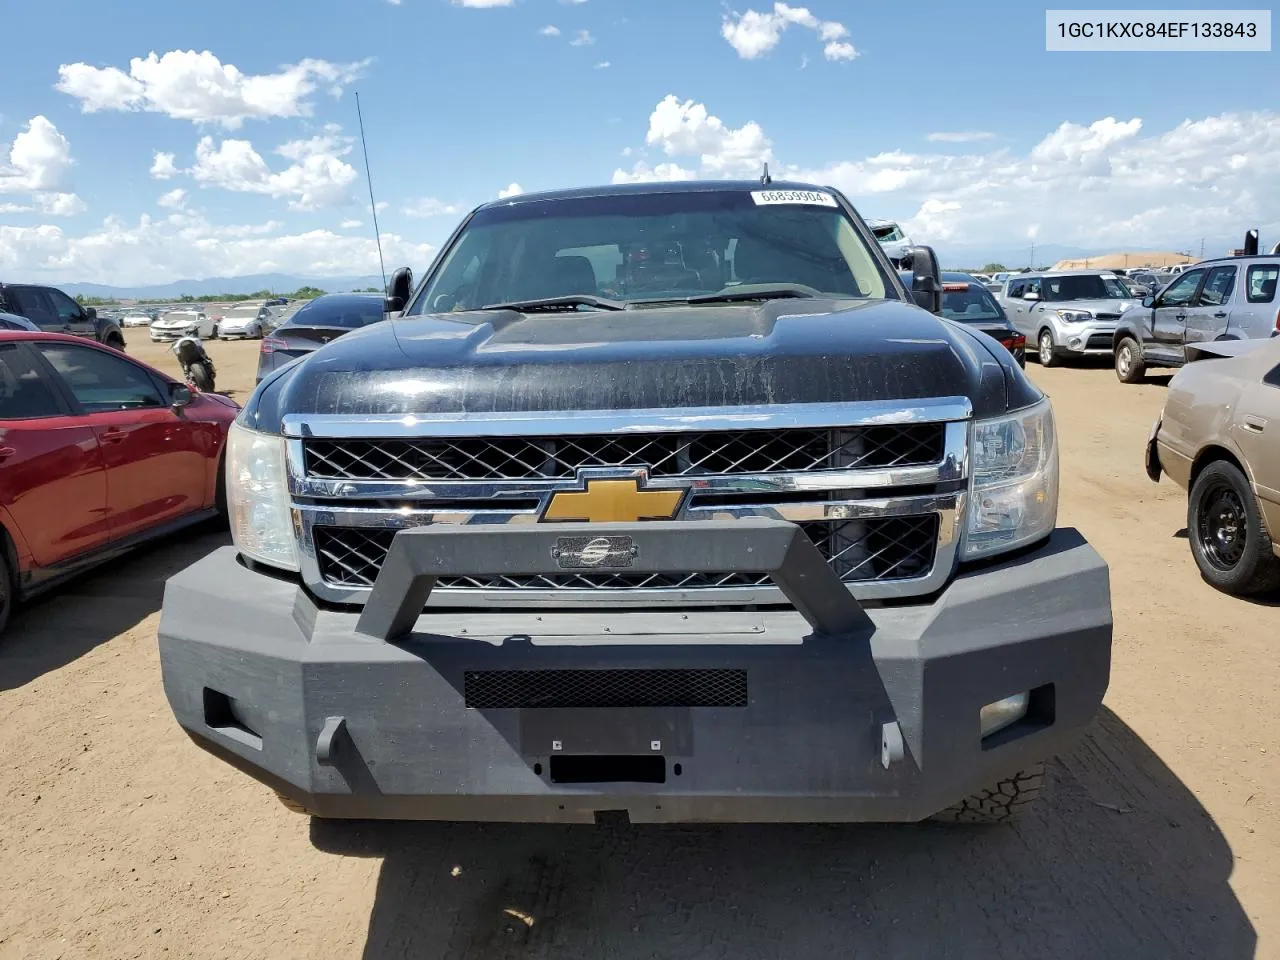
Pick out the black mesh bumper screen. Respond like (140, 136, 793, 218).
(464, 668, 748, 709)
(313, 515, 939, 590)
(303, 424, 945, 482)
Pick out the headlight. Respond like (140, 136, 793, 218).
(226, 421, 299, 571)
(962, 397, 1058, 559)
(1055, 309, 1092, 323)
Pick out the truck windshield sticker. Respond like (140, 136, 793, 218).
(750, 190, 838, 208)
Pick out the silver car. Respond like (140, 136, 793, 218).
(999, 270, 1140, 367)
(150, 309, 215, 342)
(214, 304, 269, 340)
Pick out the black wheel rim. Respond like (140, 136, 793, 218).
(1196, 483, 1248, 570)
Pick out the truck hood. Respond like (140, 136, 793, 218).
(243, 298, 1038, 433)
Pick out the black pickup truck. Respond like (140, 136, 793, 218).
(158, 180, 1112, 824)
(0, 282, 125, 349)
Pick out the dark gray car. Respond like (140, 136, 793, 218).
(255, 294, 385, 383)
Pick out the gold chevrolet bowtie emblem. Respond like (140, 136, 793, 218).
(542, 478, 685, 523)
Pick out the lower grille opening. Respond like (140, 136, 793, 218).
(550, 755, 666, 785)
(313, 514, 939, 591)
(465, 668, 748, 709)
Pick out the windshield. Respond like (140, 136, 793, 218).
(160, 312, 199, 322)
(409, 189, 894, 314)
(1041, 274, 1121, 302)
(1102, 277, 1131, 298)
(288, 297, 384, 329)
(871, 223, 904, 243)
(940, 282, 1004, 322)
(224, 307, 261, 319)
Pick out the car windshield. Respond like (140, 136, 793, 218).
(871, 223, 904, 242)
(939, 282, 1004, 322)
(409, 189, 894, 315)
(224, 307, 260, 319)
(1102, 277, 1131, 298)
(1041, 274, 1118, 302)
(288, 297, 384, 329)
(160, 312, 198, 322)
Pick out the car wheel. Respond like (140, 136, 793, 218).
(0, 546, 12, 636)
(1188, 460, 1280, 596)
(1037, 329, 1059, 367)
(930, 763, 1046, 824)
(1115, 336, 1146, 383)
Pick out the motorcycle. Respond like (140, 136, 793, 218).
(170, 336, 216, 393)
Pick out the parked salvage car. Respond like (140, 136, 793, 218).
(0, 282, 126, 350)
(0, 331, 238, 633)
(900, 271, 1025, 366)
(1113, 255, 1280, 383)
(150, 309, 216, 342)
(160, 179, 1112, 826)
(213, 304, 270, 340)
(999, 270, 1140, 367)
(866, 218, 912, 267)
(121, 312, 155, 328)
(1146, 336, 1280, 595)
(255, 293, 385, 384)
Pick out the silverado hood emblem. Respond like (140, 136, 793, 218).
(542, 475, 687, 523)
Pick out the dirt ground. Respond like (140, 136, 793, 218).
(1, 338, 1276, 959)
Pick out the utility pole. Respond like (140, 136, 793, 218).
(1199, 238, 1204, 259)
(1029, 239, 1035, 268)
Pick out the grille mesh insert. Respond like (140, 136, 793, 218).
(303, 424, 944, 482)
(313, 515, 938, 590)
(464, 668, 748, 709)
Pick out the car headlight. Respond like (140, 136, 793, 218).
(1055, 309, 1092, 323)
(962, 397, 1058, 559)
(226, 421, 299, 571)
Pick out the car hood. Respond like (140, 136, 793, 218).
(1045, 297, 1138, 317)
(243, 298, 1039, 434)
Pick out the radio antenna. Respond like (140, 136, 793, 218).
(355, 91, 388, 294)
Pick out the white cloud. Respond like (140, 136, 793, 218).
(370, 201, 389, 214)
(721, 3, 858, 61)
(403, 197, 462, 217)
(341, 218, 362, 228)
(498, 182, 524, 198)
(594, 61, 612, 69)
(33, 193, 85, 216)
(451, 0, 514, 6)
(185, 136, 358, 210)
(927, 131, 997, 143)
(150, 151, 179, 179)
(56, 50, 371, 129)
(612, 161, 697, 184)
(158, 188, 187, 209)
(0, 203, 31, 214)
(1, 116, 74, 194)
(569, 29, 595, 45)
(0, 212, 436, 286)
(539, 25, 561, 36)
(641, 95, 773, 176)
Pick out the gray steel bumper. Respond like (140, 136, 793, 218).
(157, 522, 1112, 823)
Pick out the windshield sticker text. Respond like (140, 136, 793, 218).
(750, 190, 838, 208)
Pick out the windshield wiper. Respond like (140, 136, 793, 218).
(683, 284, 821, 305)
(479, 294, 627, 313)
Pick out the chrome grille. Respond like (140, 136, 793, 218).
(303, 424, 945, 482)
(313, 516, 939, 591)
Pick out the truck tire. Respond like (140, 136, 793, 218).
(1037, 329, 1059, 367)
(1188, 460, 1280, 596)
(929, 763, 1045, 824)
(1115, 336, 1146, 383)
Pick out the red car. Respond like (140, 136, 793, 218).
(0, 332, 238, 632)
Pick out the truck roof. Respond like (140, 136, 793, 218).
(475, 179, 836, 210)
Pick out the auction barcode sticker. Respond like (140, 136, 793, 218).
(751, 190, 838, 207)
(1046, 10, 1271, 50)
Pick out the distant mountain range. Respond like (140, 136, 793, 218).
(58, 274, 387, 300)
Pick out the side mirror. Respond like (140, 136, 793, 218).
(385, 266, 414, 313)
(1023, 291, 1041, 302)
(1142, 295, 1155, 308)
(86, 307, 97, 320)
(905, 245, 941, 313)
(170, 383, 193, 408)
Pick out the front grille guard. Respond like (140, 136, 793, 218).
(282, 400, 971, 607)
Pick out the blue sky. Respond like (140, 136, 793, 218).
(2, 0, 1277, 285)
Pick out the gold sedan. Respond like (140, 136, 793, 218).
(1147, 336, 1280, 596)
